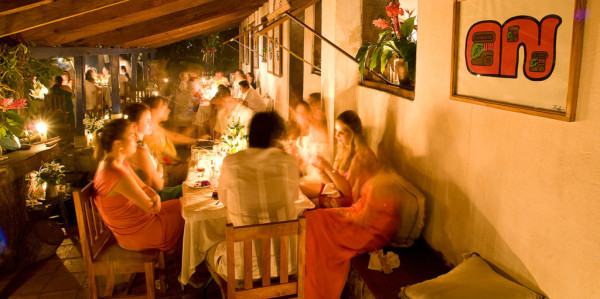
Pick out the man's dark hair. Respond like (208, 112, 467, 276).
(54, 75, 63, 85)
(248, 112, 285, 148)
(247, 72, 255, 80)
(120, 65, 127, 71)
(238, 80, 250, 89)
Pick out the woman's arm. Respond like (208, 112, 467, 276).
(135, 148, 165, 190)
(312, 155, 352, 196)
(111, 171, 161, 214)
(161, 127, 196, 145)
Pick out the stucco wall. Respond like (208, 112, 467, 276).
(354, 0, 600, 298)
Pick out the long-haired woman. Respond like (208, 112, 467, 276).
(93, 119, 183, 251)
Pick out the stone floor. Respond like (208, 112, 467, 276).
(0, 227, 222, 299)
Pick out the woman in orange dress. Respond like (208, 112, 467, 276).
(301, 110, 377, 208)
(93, 119, 183, 251)
(304, 111, 400, 298)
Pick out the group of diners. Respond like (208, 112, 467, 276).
(171, 69, 264, 139)
(91, 90, 402, 298)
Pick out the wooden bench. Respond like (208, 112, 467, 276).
(345, 239, 451, 299)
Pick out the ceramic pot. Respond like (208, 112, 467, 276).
(46, 184, 58, 198)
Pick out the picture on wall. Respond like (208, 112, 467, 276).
(244, 33, 249, 65)
(267, 29, 274, 73)
(450, 0, 586, 121)
(273, 25, 282, 77)
(253, 34, 259, 68)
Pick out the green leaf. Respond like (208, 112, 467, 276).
(358, 52, 367, 76)
(377, 29, 393, 44)
(369, 47, 382, 71)
(400, 17, 416, 39)
(380, 48, 394, 73)
(471, 43, 484, 60)
(355, 43, 371, 60)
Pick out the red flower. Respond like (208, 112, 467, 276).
(373, 18, 391, 30)
(0, 98, 27, 110)
(385, 2, 404, 18)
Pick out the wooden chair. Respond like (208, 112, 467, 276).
(211, 216, 306, 299)
(44, 93, 69, 125)
(72, 182, 166, 299)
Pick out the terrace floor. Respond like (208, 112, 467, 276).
(0, 226, 223, 299)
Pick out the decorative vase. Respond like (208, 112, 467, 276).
(391, 57, 411, 86)
(46, 184, 58, 198)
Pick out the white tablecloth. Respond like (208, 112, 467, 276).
(179, 184, 314, 285)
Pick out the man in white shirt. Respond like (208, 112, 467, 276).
(214, 90, 254, 136)
(239, 80, 267, 112)
(207, 112, 300, 282)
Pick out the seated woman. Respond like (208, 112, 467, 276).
(304, 168, 401, 298)
(300, 110, 377, 208)
(124, 103, 183, 202)
(142, 96, 197, 186)
(93, 119, 184, 252)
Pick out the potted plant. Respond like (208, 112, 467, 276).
(220, 119, 248, 154)
(34, 161, 66, 198)
(356, 1, 417, 86)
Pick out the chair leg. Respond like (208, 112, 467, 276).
(144, 262, 156, 299)
(88, 270, 98, 299)
(157, 252, 167, 292)
(202, 276, 214, 299)
(103, 264, 115, 297)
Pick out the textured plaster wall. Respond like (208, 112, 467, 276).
(353, 0, 600, 298)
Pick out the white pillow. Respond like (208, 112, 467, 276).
(398, 254, 545, 299)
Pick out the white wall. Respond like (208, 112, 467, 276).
(351, 0, 600, 298)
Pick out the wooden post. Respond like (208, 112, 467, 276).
(109, 54, 120, 113)
(74, 56, 85, 136)
(131, 52, 138, 101)
(142, 52, 148, 83)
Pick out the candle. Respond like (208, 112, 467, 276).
(36, 122, 47, 141)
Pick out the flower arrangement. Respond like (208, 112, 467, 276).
(29, 78, 48, 100)
(34, 161, 65, 186)
(356, 1, 417, 83)
(83, 111, 105, 135)
(220, 119, 248, 154)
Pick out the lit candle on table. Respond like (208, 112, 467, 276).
(36, 122, 47, 141)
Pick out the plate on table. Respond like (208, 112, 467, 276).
(185, 179, 211, 189)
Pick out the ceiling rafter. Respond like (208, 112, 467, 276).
(125, 9, 255, 48)
(74, 0, 264, 47)
(0, 0, 129, 38)
(0, 0, 53, 16)
(23, 0, 216, 46)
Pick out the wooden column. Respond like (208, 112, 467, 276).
(109, 54, 120, 113)
(74, 56, 85, 136)
(142, 52, 148, 82)
(131, 52, 138, 101)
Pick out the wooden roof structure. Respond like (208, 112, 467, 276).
(2, 0, 271, 49)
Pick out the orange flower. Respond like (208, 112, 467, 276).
(373, 18, 391, 30)
(385, 1, 404, 18)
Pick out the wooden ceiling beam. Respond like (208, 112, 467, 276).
(25, 0, 216, 46)
(76, 0, 263, 47)
(0, 0, 129, 38)
(124, 9, 254, 48)
(31, 47, 155, 59)
(0, 0, 53, 16)
(143, 16, 249, 48)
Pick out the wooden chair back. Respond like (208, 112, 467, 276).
(45, 93, 70, 125)
(224, 216, 306, 299)
(73, 182, 112, 262)
(73, 182, 164, 298)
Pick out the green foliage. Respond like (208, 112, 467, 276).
(220, 119, 248, 154)
(34, 161, 65, 186)
(0, 44, 62, 100)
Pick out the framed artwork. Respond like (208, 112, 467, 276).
(273, 25, 283, 77)
(450, 0, 586, 121)
(253, 33, 259, 68)
(267, 29, 274, 73)
(244, 33, 249, 65)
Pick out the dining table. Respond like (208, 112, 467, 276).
(179, 179, 315, 285)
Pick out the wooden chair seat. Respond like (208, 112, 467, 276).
(73, 182, 166, 299)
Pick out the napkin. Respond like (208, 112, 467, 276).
(322, 183, 341, 198)
(368, 250, 400, 273)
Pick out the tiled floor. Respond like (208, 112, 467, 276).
(0, 229, 221, 299)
